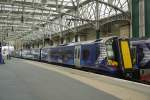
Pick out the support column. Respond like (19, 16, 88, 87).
(74, 0, 80, 42)
(139, 0, 145, 37)
(75, 35, 78, 42)
(96, 0, 100, 39)
(96, 30, 100, 40)
(132, 0, 139, 38)
(60, 37, 64, 44)
(145, 0, 150, 37)
(129, 0, 132, 38)
(59, 15, 64, 44)
(43, 38, 45, 47)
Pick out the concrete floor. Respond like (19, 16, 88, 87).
(0, 59, 119, 100)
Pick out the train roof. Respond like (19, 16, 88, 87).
(67, 40, 97, 46)
(16, 36, 119, 50)
(131, 38, 150, 44)
(67, 36, 118, 46)
(99, 36, 118, 43)
(40, 36, 118, 49)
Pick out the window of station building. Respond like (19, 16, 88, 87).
(82, 48, 90, 61)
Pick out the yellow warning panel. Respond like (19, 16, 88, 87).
(120, 41, 133, 69)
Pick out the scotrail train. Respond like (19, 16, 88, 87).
(15, 36, 147, 80)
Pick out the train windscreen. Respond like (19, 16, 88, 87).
(105, 39, 115, 60)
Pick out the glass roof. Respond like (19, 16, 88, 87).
(0, 0, 130, 41)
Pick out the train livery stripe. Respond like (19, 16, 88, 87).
(120, 41, 133, 69)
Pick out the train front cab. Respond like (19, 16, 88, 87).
(107, 37, 139, 79)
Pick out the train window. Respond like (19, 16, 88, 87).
(106, 39, 115, 60)
(107, 45, 114, 58)
(82, 49, 90, 61)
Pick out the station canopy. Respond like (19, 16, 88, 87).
(0, 0, 129, 42)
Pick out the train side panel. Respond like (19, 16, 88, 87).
(96, 43, 118, 74)
(49, 47, 60, 63)
(80, 42, 118, 75)
(49, 46, 75, 65)
(80, 43, 99, 68)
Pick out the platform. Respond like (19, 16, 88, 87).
(0, 58, 150, 100)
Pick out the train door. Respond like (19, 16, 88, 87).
(119, 40, 133, 69)
(110, 38, 138, 79)
(74, 45, 81, 67)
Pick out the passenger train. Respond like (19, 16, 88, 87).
(15, 36, 140, 79)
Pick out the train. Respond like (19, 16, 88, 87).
(14, 36, 150, 80)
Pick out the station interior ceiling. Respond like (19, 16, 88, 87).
(0, 0, 130, 46)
